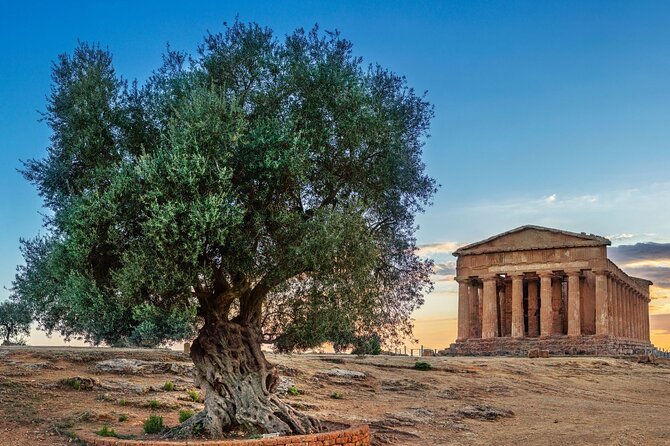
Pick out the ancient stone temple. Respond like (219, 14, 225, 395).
(450, 226, 653, 355)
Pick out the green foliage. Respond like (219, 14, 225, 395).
(178, 409, 195, 423)
(118, 413, 129, 422)
(287, 385, 300, 396)
(96, 425, 118, 437)
(330, 391, 343, 399)
(62, 378, 90, 391)
(148, 399, 161, 409)
(163, 381, 175, 391)
(13, 20, 435, 353)
(187, 389, 202, 402)
(143, 415, 164, 434)
(414, 361, 432, 371)
(118, 399, 126, 406)
(351, 333, 383, 355)
(0, 300, 32, 345)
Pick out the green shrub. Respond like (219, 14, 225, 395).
(64, 378, 81, 390)
(351, 333, 382, 355)
(330, 391, 343, 399)
(287, 385, 300, 396)
(148, 399, 161, 409)
(143, 415, 164, 434)
(178, 409, 194, 423)
(118, 399, 127, 406)
(95, 425, 118, 437)
(118, 414, 128, 422)
(187, 389, 202, 402)
(163, 381, 175, 391)
(414, 361, 432, 371)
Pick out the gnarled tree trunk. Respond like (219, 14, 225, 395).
(177, 319, 320, 438)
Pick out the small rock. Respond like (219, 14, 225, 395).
(455, 404, 514, 421)
(321, 368, 366, 379)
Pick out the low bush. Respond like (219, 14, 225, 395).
(148, 399, 161, 409)
(187, 389, 203, 402)
(178, 409, 195, 423)
(287, 385, 300, 396)
(118, 414, 128, 422)
(330, 391, 343, 399)
(163, 381, 175, 391)
(95, 425, 118, 437)
(414, 361, 432, 371)
(143, 415, 164, 434)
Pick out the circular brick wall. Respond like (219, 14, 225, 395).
(77, 424, 370, 446)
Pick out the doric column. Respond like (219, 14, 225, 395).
(552, 276, 563, 335)
(511, 273, 524, 338)
(645, 298, 650, 342)
(636, 293, 642, 340)
(615, 280, 623, 338)
(625, 285, 633, 338)
(456, 277, 470, 341)
(632, 293, 639, 339)
(539, 272, 553, 337)
(635, 292, 644, 339)
(497, 282, 506, 336)
(567, 270, 582, 336)
(527, 278, 539, 337)
(481, 275, 499, 339)
(607, 275, 615, 336)
(469, 282, 480, 338)
(594, 270, 609, 336)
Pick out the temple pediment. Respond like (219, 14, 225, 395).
(453, 225, 610, 256)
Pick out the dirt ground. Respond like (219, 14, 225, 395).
(1, 347, 669, 446)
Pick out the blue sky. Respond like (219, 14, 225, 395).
(1, 1, 670, 347)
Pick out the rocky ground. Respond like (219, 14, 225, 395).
(0, 347, 669, 445)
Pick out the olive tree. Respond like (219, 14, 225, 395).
(14, 22, 435, 437)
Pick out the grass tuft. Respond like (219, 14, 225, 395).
(143, 414, 164, 434)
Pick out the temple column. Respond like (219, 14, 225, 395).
(636, 294, 642, 340)
(456, 277, 470, 341)
(607, 275, 615, 336)
(645, 298, 650, 342)
(511, 273, 524, 338)
(469, 282, 480, 338)
(624, 285, 633, 338)
(594, 270, 609, 336)
(497, 281, 506, 336)
(635, 293, 644, 340)
(567, 270, 582, 336)
(615, 280, 623, 338)
(552, 275, 563, 335)
(633, 293, 639, 339)
(482, 275, 499, 339)
(539, 272, 553, 337)
(527, 278, 539, 337)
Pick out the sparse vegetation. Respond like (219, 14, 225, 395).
(187, 389, 202, 403)
(414, 361, 432, 371)
(330, 391, 343, 399)
(95, 425, 118, 437)
(163, 381, 175, 391)
(118, 414, 128, 422)
(118, 399, 127, 406)
(148, 399, 161, 409)
(178, 409, 195, 423)
(287, 385, 300, 396)
(63, 378, 81, 390)
(143, 415, 164, 434)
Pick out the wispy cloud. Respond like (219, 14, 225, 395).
(607, 233, 635, 241)
(417, 241, 461, 256)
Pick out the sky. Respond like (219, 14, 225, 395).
(1, 1, 669, 349)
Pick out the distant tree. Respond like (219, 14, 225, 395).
(0, 301, 32, 345)
(14, 21, 435, 437)
(351, 333, 382, 355)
